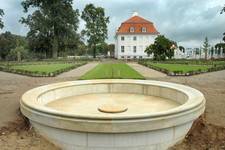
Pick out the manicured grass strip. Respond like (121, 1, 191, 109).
(80, 63, 145, 80)
(150, 63, 212, 73)
(10, 64, 75, 73)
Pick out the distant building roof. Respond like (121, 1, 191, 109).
(116, 13, 159, 35)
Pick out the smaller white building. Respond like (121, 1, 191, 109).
(174, 49, 186, 59)
(176, 48, 225, 59)
(115, 13, 159, 59)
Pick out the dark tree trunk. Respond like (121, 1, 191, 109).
(93, 44, 96, 58)
(52, 37, 58, 59)
(205, 50, 208, 60)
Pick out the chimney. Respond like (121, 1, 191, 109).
(132, 11, 139, 17)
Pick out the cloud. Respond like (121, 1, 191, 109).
(0, 0, 224, 48)
(0, 0, 28, 35)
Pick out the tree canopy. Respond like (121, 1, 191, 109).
(9, 43, 28, 62)
(221, 5, 225, 42)
(21, 0, 80, 58)
(0, 32, 27, 60)
(0, 9, 4, 29)
(215, 43, 225, 50)
(221, 5, 225, 14)
(81, 4, 109, 58)
(223, 33, 225, 42)
(145, 35, 177, 61)
(95, 42, 109, 55)
(178, 46, 185, 53)
(108, 44, 115, 57)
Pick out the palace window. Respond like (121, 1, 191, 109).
(133, 36, 137, 41)
(121, 36, 125, 41)
(142, 27, 147, 32)
(133, 46, 137, 53)
(121, 46, 125, 53)
(130, 27, 135, 32)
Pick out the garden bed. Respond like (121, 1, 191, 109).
(0, 62, 87, 77)
(139, 60, 225, 76)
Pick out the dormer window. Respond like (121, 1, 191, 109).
(142, 27, 147, 33)
(130, 27, 135, 32)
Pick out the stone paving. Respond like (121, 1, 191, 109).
(128, 62, 166, 79)
(0, 62, 98, 128)
(57, 62, 98, 79)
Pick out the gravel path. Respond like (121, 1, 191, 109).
(159, 70, 225, 127)
(0, 62, 98, 128)
(57, 62, 98, 79)
(128, 62, 166, 79)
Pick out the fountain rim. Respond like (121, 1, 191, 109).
(20, 79, 205, 120)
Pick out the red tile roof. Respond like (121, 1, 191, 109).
(116, 15, 159, 35)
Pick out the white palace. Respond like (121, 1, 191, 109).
(115, 12, 159, 59)
(115, 12, 225, 60)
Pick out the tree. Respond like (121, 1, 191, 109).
(21, 0, 79, 58)
(96, 42, 109, 55)
(0, 32, 17, 60)
(221, 5, 225, 14)
(9, 38, 28, 61)
(178, 46, 185, 53)
(108, 44, 115, 57)
(59, 33, 81, 57)
(0, 32, 27, 60)
(0, 9, 4, 29)
(145, 35, 177, 61)
(81, 4, 109, 58)
(221, 5, 225, 43)
(76, 41, 88, 56)
(203, 37, 210, 60)
(10, 46, 27, 62)
(215, 43, 225, 57)
(210, 47, 214, 59)
(223, 33, 225, 42)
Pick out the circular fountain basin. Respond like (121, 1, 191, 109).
(20, 79, 205, 150)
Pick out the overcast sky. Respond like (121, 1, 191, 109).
(0, 0, 224, 48)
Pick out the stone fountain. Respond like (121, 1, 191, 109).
(20, 79, 205, 150)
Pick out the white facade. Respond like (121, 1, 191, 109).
(115, 34, 157, 59)
(174, 49, 186, 59)
(175, 48, 225, 59)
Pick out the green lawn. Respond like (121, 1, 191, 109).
(148, 63, 213, 73)
(80, 63, 145, 80)
(10, 63, 75, 73)
(0, 62, 87, 77)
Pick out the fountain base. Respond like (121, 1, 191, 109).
(98, 104, 128, 113)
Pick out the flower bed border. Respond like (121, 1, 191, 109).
(138, 61, 225, 76)
(0, 62, 87, 77)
